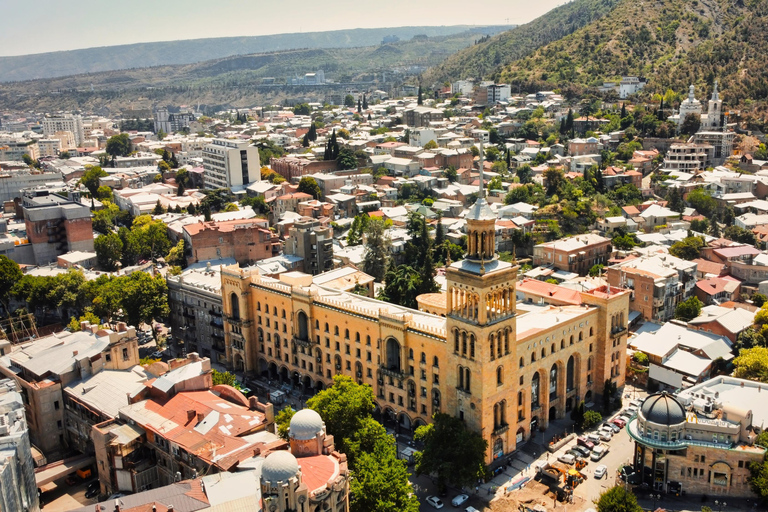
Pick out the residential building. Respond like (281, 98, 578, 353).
(628, 386, 765, 497)
(0, 169, 63, 203)
(0, 379, 39, 512)
(182, 218, 277, 265)
(568, 137, 601, 157)
(663, 143, 713, 171)
(403, 106, 443, 127)
(21, 188, 94, 266)
(605, 253, 697, 322)
(0, 322, 140, 460)
(688, 305, 755, 343)
(532, 234, 612, 276)
(618, 76, 646, 99)
(692, 131, 735, 166)
(202, 139, 260, 190)
(167, 264, 226, 362)
(629, 322, 733, 389)
(694, 276, 741, 305)
(153, 108, 195, 134)
(284, 218, 334, 275)
(270, 157, 338, 181)
(219, 181, 630, 464)
(42, 114, 84, 146)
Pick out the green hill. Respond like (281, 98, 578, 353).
(420, 0, 621, 87)
(496, 0, 768, 110)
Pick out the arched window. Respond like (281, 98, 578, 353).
(345, 329, 349, 339)
(570, 335, 574, 345)
(297, 311, 309, 341)
(421, 352, 426, 364)
(531, 353, 536, 364)
(366, 335, 371, 346)
(519, 357, 524, 368)
(567, 356, 575, 391)
(433, 356, 439, 367)
(541, 348, 546, 359)
(470, 335, 475, 359)
(355, 332, 360, 342)
(325, 323, 329, 332)
(560, 339, 565, 350)
(256, 302, 261, 311)
(551, 343, 555, 354)
(462, 332, 467, 355)
(230, 293, 240, 320)
(454, 329, 459, 353)
(518, 390, 523, 407)
(504, 330, 509, 354)
(334, 326, 339, 336)
(465, 368, 471, 392)
(282, 309, 286, 319)
(589, 326, 594, 337)
(579, 331, 583, 341)
(549, 364, 558, 400)
(458, 366, 464, 389)
(496, 366, 503, 385)
(531, 372, 540, 408)
(409, 348, 414, 360)
(490, 336, 495, 361)
(386, 338, 401, 372)
(273, 306, 277, 315)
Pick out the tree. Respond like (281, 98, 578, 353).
(424, 140, 438, 150)
(754, 294, 768, 308)
(94, 233, 123, 271)
(165, 240, 187, 268)
(337, 147, 358, 171)
(96, 185, 113, 202)
(80, 166, 108, 196)
(379, 264, 420, 309)
(153, 200, 165, 215)
(417, 85, 423, 105)
(443, 166, 458, 183)
(612, 233, 637, 250)
(675, 296, 703, 321)
(733, 347, 768, 383)
(275, 406, 295, 441)
(516, 164, 533, 184)
(414, 413, 487, 491)
(350, 437, 420, 512)
(211, 369, 238, 387)
(363, 218, 391, 282)
(0, 256, 22, 315)
(687, 188, 718, 218)
(583, 410, 603, 429)
(296, 176, 322, 200)
(589, 264, 605, 277)
(690, 218, 709, 233)
(119, 271, 170, 332)
(724, 225, 757, 245)
(105, 133, 132, 158)
(669, 236, 705, 260)
(306, 375, 374, 454)
(293, 103, 310, 116)
(680, 113, 701, 135)
(67, 311, 101, 331)
(344, 95, 355, 108)
(595, 486, 642, 512)
(544, 168, 564, 195)
(603, 379, 618, 413)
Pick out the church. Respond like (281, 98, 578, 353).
(219, 169, 630, 464)
(670, 82, 724, 131)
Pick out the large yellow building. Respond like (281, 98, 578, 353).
(220, 184, 630, 464)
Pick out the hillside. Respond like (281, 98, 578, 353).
(497, 0, 768, 109)
(0, 28, 508, 112)
(420, 0, 621, 86)
(0, 26, 489, 83)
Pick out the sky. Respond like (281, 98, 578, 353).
(0, 0, 569, 57)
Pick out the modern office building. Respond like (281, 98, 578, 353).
(202, 139, 260, 190)
(42, 114, 84, 147)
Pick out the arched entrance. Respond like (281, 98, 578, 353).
(233, 353, 244, 372)
(516, 427, 525, 444)
(279, 366, 289, 383)
(549, 406, 557, 421)
(314, 380, 324, 393)
(302, 375, 312, 393)
(258, 358, 269, 379)
(297, 310, 309, 341)
(413, 418, 427, 430)
(397, 412, 412, 432)
(268, 362, 278, 381)
(566, 397, 573, 412)
(291, 371, 300, 388)
(493, 437, 504, 460)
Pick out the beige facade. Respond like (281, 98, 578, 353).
(221, 187, 629, 464)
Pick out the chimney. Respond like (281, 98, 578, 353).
(168, 506, 174, 512)
(253, 447, 261, 457)
(114, 501, 120, 512)
(188, 352, 200, 362)
(197, 412, 205, 423)
(73, 350, 79, 357)
(187, 410, 196, 422)
(249, 396, 259, 410)
(117, 322, 127, 332)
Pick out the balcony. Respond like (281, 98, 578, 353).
(183, 311, 196, 320)
(225, 316, 252, 327)
(626, 418, 731, 451)
(380, 365, 407, 381)
(293, 336, 317, 349)
(209, 309, 222, 317)
(611, 326, 627, 338)
(493, 424, 509, 436)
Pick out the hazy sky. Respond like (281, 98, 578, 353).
(1, 0, 568, 57)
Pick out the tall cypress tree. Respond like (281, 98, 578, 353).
(417, 85, 423, 105)
(357, 99, 362, 113)
(566, 109, 574, 134)
(362, 94, 368, 110)
(620, 103, 627, 118)
(435, 212, 445, 248)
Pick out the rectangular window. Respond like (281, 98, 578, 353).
(54, 401, 60, 410)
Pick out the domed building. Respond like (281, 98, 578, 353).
(260, 409, 348, 512)
(627, 385, 766, 497)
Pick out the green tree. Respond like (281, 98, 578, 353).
(379, 264, 420, 309)
(275, 406, 295, 441)
(119, 272, 170, 332)
(0, 256, 22, 315)
(595, 486, 642, 512)
(129, 215, 172, 260)
(94, 233, 123, 271)
(363, 218, 391, 282)
(414, 413, 487, 491)
(589, 264, 605, 277)
(337, 147, 358, 171)
(612, 233, 637, 250)
(443, 166, 458, 183)
(724, 225, 757, 245)
(306, 375, 375, 454)
(733, 347, 768, 383)
(675, 296, 703, 321)
(96, 185, 113, 202)
(351, 437, 420, 512)
(211, 369, 238, 387)
(105, 133, 132, 158)
(165, 240, 187, 268)
(80, 166, 108, 196)
(583, 409, 603, 429)
(417, 85, 423, 105)
(669, 236, 705, 260)
(153, 200, 165, 215)
(344, 95, 355, 108)
(687, 188, 718, 218)
(293, 103, 311, 116)
(67, 311, 101, 331)
(424, 140, 438, 150)
(754, 294, 768, 308)
(680, 113, 701, 135)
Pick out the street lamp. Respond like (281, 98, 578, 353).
(650, 493, 661, 511)
(715, 499, 727, 512)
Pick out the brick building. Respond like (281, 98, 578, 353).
(182, 218, 278, 265)
(270, 157, 338, 181)
(219, 177, 630, 464)
(532, 234, 612, 276)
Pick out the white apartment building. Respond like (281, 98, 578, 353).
(202, 139, 260, 190)
(42, 114, 84, 147)
(35, 139, 61, 158)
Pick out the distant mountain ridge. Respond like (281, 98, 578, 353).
(0, 26, 497, 83)
(421, 0, 621, 86)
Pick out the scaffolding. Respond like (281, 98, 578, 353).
(0, 312, 39, 344)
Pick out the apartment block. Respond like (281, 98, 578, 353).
(532, 234, 612, 276)
(0, 379, 39, 512)
(202, 139, 260, 190)
(284, 218, 334, 275)
(42, 114, 84, 147)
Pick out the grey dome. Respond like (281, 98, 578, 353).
(261, 451, 299, 484)
(290, 409, 324, 441)
(641, 392, 686, 426)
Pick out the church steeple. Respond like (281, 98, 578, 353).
(464, 141, 497, 261)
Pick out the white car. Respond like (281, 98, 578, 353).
(594, 464, 607, 479)
(597, 429, 613, 442)
(451, 494, 469, 507)
(557, 453, 576, 465)
(426, 496, 444, 509)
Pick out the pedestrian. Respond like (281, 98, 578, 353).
(475, 486, 479, 494)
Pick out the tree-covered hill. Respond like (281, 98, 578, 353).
(420, 0, 622, 87)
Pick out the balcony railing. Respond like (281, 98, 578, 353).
(493, 424, 509, 436)
(626, 418, 732, 451)
(225, 316, 252, 327)
(380, 366, 407, 381)
(293, 336, 317, 349)
(611, 326, 627, 338)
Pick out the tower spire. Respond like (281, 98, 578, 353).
(478, 140, 485, 198)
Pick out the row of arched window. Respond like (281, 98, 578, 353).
(453, 329, 476, 360)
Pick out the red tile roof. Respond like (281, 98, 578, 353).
(183, 218, 268, 236)
(300, 454, 340, 493)
(517, 278, 582, 305)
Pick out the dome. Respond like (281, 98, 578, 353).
(640, 392, 686, 426)
(261, 451, 299, 484)
(289, 409, 324, 441)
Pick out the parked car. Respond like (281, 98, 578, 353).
(612, 417, 627, 428)
(590, 443, 609, 462)
(586, 433, 601, 445)
(594, 464, 607, 479)
(557, 454, 576, 465)
(572, 445, 591, 458)
(151, 350, 164, 359)
(566, 449, 585, 462)
(426, 496, 444, 509)
(85, 483, 100, 499)
(451, 494, 469, 507)
(603, 422, 621, 434)
(597, 429, 612, 442)
(108, 493, 126, 500)
(577, 436, 595, 450)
